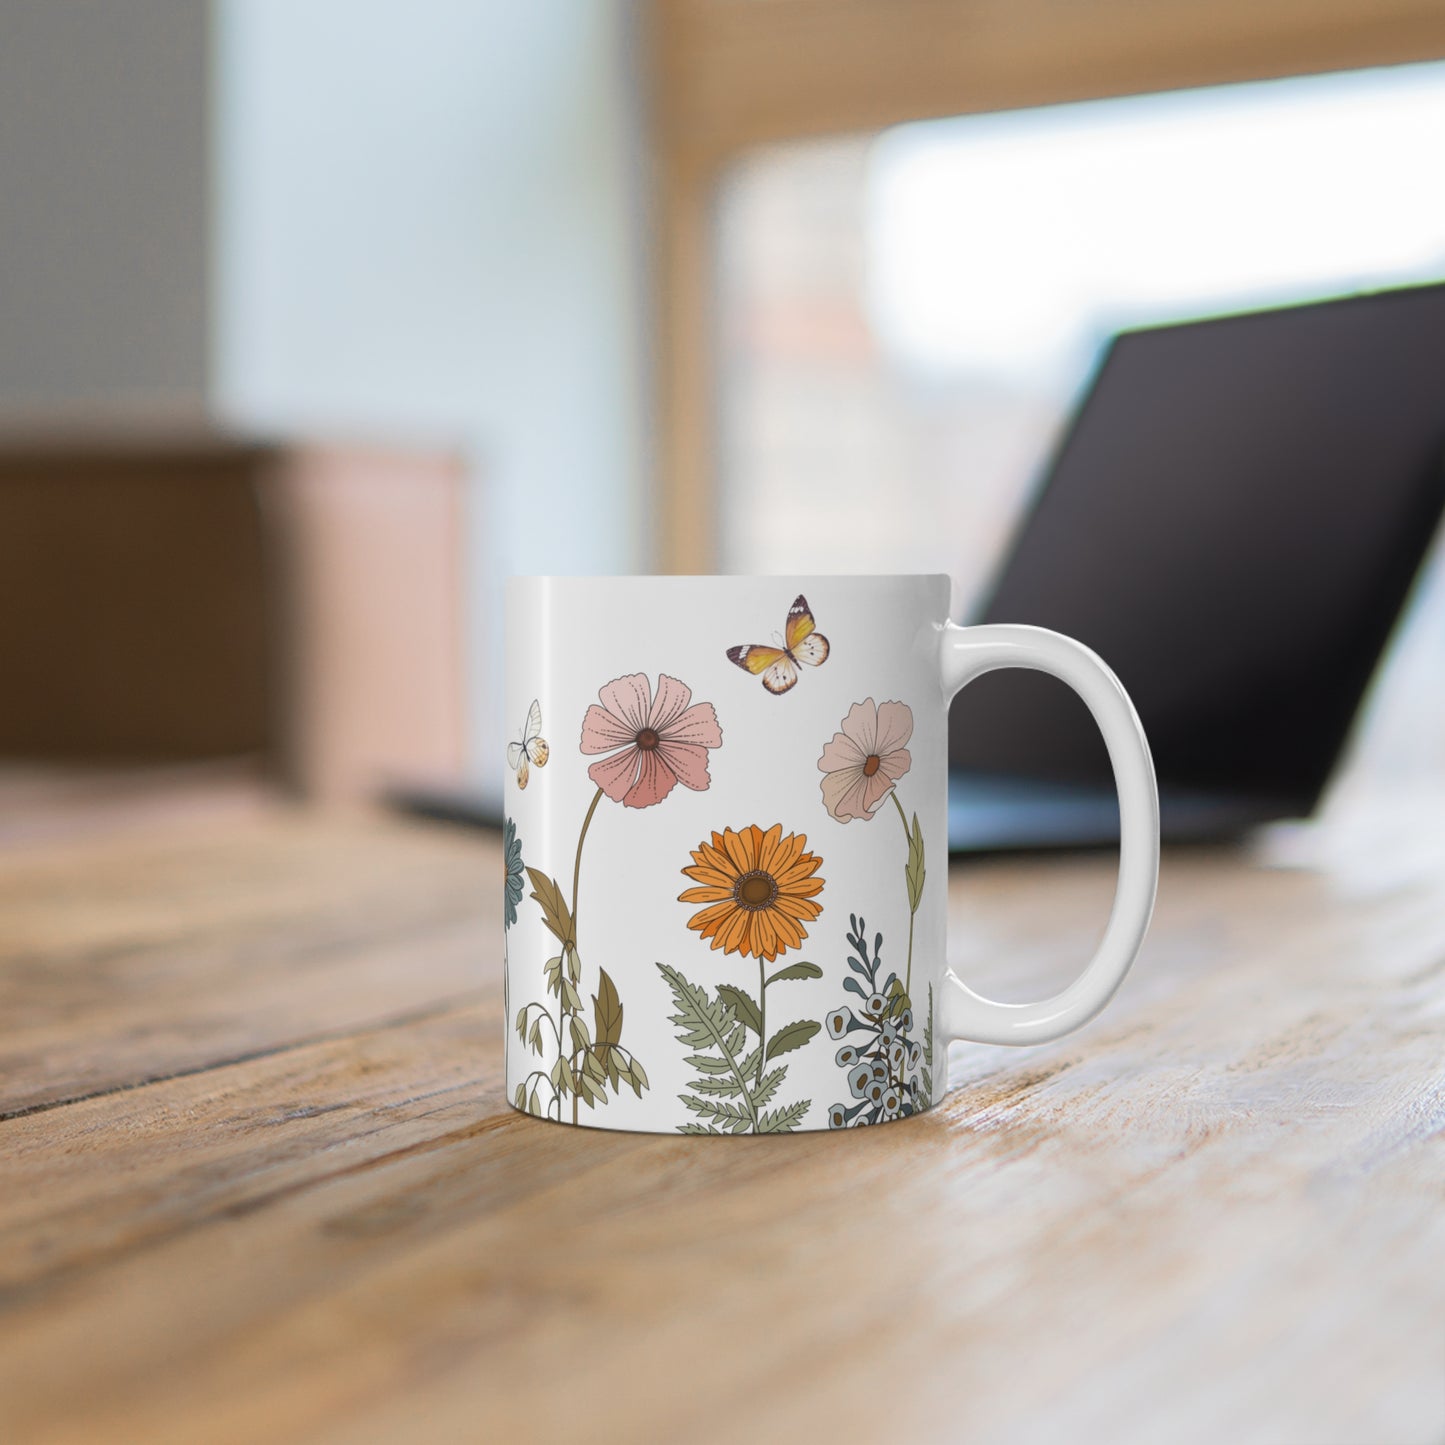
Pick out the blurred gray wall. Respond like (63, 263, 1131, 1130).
(0, 0, 210, 413)
(0, 0, 648, 793)
(211, 0, 649, 795)
(212, 1, 648, 560)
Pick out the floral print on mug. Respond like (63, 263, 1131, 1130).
(657, 825, 826, 1134)
(816, 699, 933, 1126)
(514, 672, 721, 1123)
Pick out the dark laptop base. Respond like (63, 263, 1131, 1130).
(947, 772, 1287, 853)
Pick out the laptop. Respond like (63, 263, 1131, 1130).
(948, 281, 1445, 852)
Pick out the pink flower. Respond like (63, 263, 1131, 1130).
(817, 699, 913, 822)
(580, 673, 723, 809)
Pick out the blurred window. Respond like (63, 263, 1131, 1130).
(715, 62, 1445, 620)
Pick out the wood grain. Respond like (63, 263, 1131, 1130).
(0, 813, 483, 1116)
(0, 795, 1441, 1444)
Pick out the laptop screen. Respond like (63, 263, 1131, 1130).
(949, 283, 1445, 812)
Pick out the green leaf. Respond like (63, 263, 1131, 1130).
(543, 955, 563, 997)
(569, 1014, 592, 1055)
(526, 868, 574, 945)
(628, 1057, 649, 1092)
(514, 1082, 525, 1109)
(560, 977, 581, 1015)
(687, 1074, 749, 1098)
(752, 1066, 786, 1110)
(592, 967, 623, 1047)
(661, 965, 742, 1050)
(685, 1054, 735, 1075)
(756, 1099, 810, 1133)
(514, 1006, 528, 1042)
(765, 1019, 821, 1062)
(923, 984, 934, 1068)
(677, 1123, 724, 1135)
(905, 813, 926, 913)
(680, 1094, 754, 1129)
(716, 985, 762, 1036)
(917, 984, 934, 1107)
(657, 964, 757, 1130)
(765, 961, 823, 986)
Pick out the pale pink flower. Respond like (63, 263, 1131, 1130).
(580, 673, 723, 809)
(817, 699, 913, 822)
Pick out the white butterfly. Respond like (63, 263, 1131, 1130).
(506, 699, 550, 789)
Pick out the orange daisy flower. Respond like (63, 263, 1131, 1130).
(679, 824, 825, 962)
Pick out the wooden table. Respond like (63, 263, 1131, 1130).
(1, 791, 1442, 1444)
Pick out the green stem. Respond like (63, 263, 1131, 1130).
(567, 787, 604, 1128)
(705, 995, 760, 1133)
(571, 786, 604, 939)
(756, 957, 767, 1092)
(904, 904, 916, 1002)
(890, 791, 916, 999)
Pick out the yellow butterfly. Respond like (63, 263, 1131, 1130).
(727, 594, 831, 695)
(507, 699, 550, 788)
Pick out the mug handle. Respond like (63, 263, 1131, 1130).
(939, 623, 1160, 1046)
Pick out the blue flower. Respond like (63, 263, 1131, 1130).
(504, 816, 525, 930)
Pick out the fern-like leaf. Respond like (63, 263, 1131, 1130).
(687, 1074, 750, 1098)
(659, 963, 818, 1135)
(751, 1066, 787, 1111)
(686, 1054, 735, 1076)
(658, 963, 759, 1131)
(756, 1099, 810, 1133)
(681, 1095, 754, 1129)
(661, 963, 739, 1049)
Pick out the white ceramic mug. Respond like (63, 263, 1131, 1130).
(504, 575, 1158, 1134)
